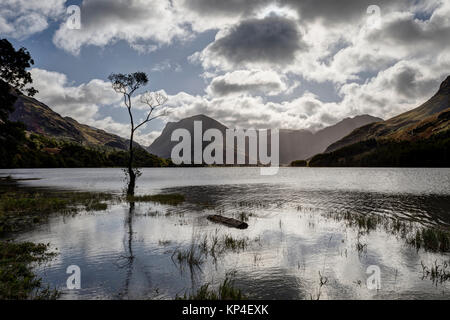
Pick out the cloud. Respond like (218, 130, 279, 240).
(181, 0, 271, 17)
(165, 91, 344, 132)
(0, 0, 66, 38)
(135, 130, 162, 145)
(337, 59, 449, 118)
(280, 0, 413, 25)
(30, 68, 119, 122)
(285, 1, 450, 84)
(53, 0, 189, 55)
(151, 60, 182, 73)
(129, 43, 158, 55)
(206, 70, 295, 96)
(365, 5, 450, 52)
(192, 16, 307, 71)
(166, 55, 450, 132)
(172, 0, 280, 33)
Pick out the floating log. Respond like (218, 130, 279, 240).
(207, 214, 248, 229)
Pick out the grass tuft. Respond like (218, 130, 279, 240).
(0, 241, 58, 300)
(176, 277, 245, 300)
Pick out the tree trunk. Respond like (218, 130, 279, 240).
(127, 129, 135, 196)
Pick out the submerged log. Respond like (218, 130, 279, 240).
(207, 214, 248, 229)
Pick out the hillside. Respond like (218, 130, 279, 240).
(310, 76, 450, 167)
(9, 94, 133, 151)
(1, 91, 170, 168)
(326, 75, 450, 153)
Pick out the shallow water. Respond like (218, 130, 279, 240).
(1, 167, 450, 299)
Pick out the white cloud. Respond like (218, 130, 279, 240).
(151, 60, 182, 73)
(0, 0, 66, 38)
(30, 68, 119, 122)
(297, 2, 450, 84)
(337, 58, 449, 118)
(206, 70, 296, 97)
(165, 54, 450, 132)
(165, 91, 343, 132)
(53, 0, 190, 55)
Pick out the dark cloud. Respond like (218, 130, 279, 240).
(367, 15, 450, 49)
(208, 16, 306, 65)
(389, 66, 440, 98)
(183, 0, 272, 16)
(208, 79, 281, 96)
(81, 0, 156, 26)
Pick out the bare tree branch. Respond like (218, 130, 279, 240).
(133, 91, 169, 132)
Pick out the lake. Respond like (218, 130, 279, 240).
(1, 167, 450, 299)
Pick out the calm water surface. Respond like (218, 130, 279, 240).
(1, 167, 450, 299)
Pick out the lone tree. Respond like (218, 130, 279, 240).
(108, 72, 168, 196)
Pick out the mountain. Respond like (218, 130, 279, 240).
(148, 114, 227, 159)
(147, 114, 381, 164)
(310, 75, 450, 167)
(279, 115, 382, 163)
(326, 75, 450, 153)
(9, 94, 132, 151)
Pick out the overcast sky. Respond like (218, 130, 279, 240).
(1, 0, 450, 145)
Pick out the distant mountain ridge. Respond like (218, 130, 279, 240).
(279, 114, 382, 163)
(148, 114, 382, 164)
(9, 94, 133, 151)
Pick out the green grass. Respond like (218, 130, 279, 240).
(127, 193, 185, 206)
(0, 196, 69, 213)
(176, 277, 245, 300)
(0, 189, 114, 235)
(0, 241, 58, 299)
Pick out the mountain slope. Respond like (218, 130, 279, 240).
(148, 114, 382, 164)
(9, 94, 132, 150)
(309, 76, 450, 167)
(326, 75, 450, 153)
